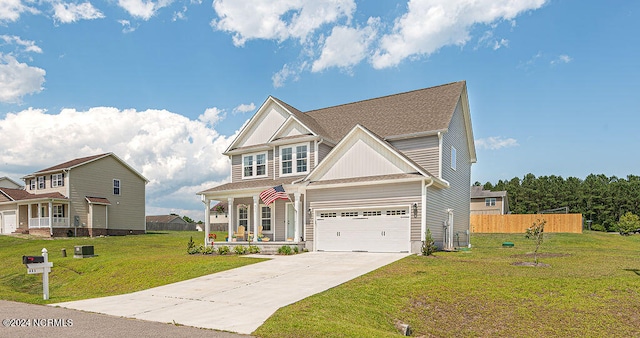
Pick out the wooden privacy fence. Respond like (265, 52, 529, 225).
(471, 214, 583, 233)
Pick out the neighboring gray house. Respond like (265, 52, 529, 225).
(146, 214, 196, 231)
(470, 186, 509, 215)
(198, 81, 476, 253)
(0, 153, 147, 237)
(0, 177, 23, 189)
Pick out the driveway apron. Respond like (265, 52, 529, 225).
(52, 252, 409, 334)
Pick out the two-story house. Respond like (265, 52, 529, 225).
(198, 81, 476, 253)
(0, 153, 147, 237)
(470, 186, 509, 215)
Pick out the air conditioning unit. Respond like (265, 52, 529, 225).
(74, 245, 95, 258)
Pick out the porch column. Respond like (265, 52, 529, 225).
(28, 204, 32, 229)
(37, 202, 42, 228)
(227, 197, 234, 242)
(294, 192, 301, 243)
(203, 197, 211, 247)
(48, 200, 53, 236)
(252, 195, 259, 243)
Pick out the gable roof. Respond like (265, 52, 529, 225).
(471, 186, 507, 198)
(22, 153, 149, 182)
(0, 176, 23, 188)
(304, 81, 466, 142)
(0, 188, 66, 202)
(85, 196, 112, 205)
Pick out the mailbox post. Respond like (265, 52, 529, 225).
(23, 248, 53, 300)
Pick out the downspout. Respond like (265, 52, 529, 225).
(421, 178, 434, 243)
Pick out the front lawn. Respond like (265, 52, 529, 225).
(256, 232, 640, 337)
(0, 231, 264, 304)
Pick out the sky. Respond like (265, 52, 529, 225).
(1, 0, 639, 222)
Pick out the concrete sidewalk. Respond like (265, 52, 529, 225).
(52, 252, 408, 334)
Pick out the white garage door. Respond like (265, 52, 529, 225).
(1, 211, 17, 234)
(315, 208, 410, 252)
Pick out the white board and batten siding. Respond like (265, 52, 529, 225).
(307, 182, 422, 252)
(236, 103, 289, 148)
(425, 100, 472, 248)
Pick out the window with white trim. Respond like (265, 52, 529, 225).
(37, 176, 45, 189)
(260, 205, 272, 232)
(113, 179, 121, 195)
(280, 143, 308, 176)
(485, 198, 496, 207)
(238, 205, 249, 229)
(242, 152, 267, 179)
(51, 173, 64, 187)
(30, 179, 35, 190)
(53, 205, 64, 218)
(451, 146, 457, 170)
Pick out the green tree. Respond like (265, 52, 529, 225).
(525, 219, 546, 264)
(617, 212, 640, 236)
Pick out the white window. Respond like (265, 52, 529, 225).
(280, 143, 309, 176)
(238, 205, 249, 230)
(451, 146, 457, 170)
(51, 173, 64, 187)
(113, 179, 121, 195)
(260, 205, 272, 232)
(53, 205, 64, 218)
(242, 152, 267, 179)
(30, 179, 35, 190)
(485, 198, 496, 207)
(37, 176, 45, 189)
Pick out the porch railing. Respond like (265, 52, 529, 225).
(29, 217, 70, 228)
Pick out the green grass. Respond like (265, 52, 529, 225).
(255, 232, 640, 337)
(0, 231, 265, 304)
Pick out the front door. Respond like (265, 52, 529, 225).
(285, 203, 295, 241)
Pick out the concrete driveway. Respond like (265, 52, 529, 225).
(52, 252, 409, 334)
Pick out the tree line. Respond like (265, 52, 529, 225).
(476, 173, 640, 231)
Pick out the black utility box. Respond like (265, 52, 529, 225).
(22, 256, 44, 264)
(74, 245, 95, 258)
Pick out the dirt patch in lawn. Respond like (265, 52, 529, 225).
(512, 261, 551, 267)
(510, 253, 570, 259)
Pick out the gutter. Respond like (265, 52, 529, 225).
(421, 178, 434, 242)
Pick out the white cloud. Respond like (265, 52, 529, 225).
(0, 35, 43, 53)
(52, 1, 105, 23)
(312, 17, 379, 72)
(372, 0, 547, 69)
(272, 63, 300, 88)
(0, 54, 46, 103)
(0, 106, 235, 220)
(118, 0, 173, 20)
(198, 107, 226, 126)
(118, 19, 137, 33)
(0, 0, 38, 22)
(551, 54, 572, 65)
(172, 6, 186, 21)
(211, 0, 356, 46)
(476, 136, 519, 150)
(493, 38, 509, 50)
(232, 102, 255, 114)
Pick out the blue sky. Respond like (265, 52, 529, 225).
(1, 0, 638, 221)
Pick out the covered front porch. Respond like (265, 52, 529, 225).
(17, 197, 70, 235)
(200, 182, 306, 248)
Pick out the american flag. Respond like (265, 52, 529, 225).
(260, 185, 290, 206)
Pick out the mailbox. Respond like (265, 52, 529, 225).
(23, 256, 45, 264)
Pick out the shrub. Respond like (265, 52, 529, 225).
(617, 212, 640, 236)
(187, 236, 202, 254)
(217, 245, 230, 255)
(293, 246, 299, 254)
(248, 245, 261, 254)
(590, 223, 606, 232)
(277, 245, 293, 255)
(421, 228, 437, 256)
(234, 245, 248, 255)
(203, 246, 215, 255)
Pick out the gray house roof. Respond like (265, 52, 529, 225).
(471, 186, 507, 198)
(271, 81, 465, 143)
